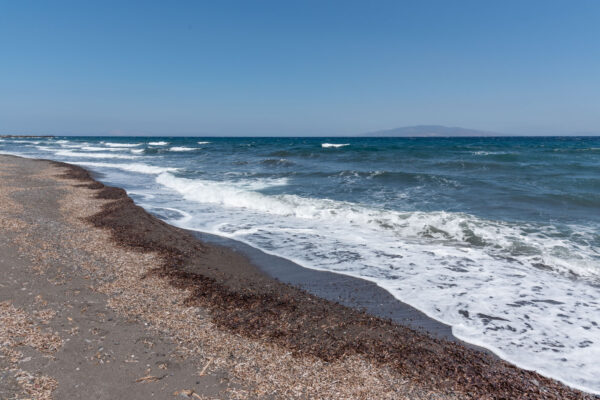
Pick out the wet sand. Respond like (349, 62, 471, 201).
(0, 154, 595, 399)
(191, 231, 458, 341)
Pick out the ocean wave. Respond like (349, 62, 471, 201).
(0, 150, 25, 156)
(315, 169, 462, 187)
(266, 150, 294, 157)
(80, 146, 135, 152)
(322, 143, 349, 148)
(35, 145, 59, 152)
(154, 173, 598, 278)
(149, 141, 169, 146)
(169, 146, 196, 152)
(5, 139, 41, 144)
(102, 142, 142, 147)
(80, 146, 113, 151)
(148, 206, 193, 224)
(58, 143, 90, 148)
(197, 141, 211, 145)
(156, 174, 290, 204)
(101, 142, 143, 147)
(76, 161, 179, 175)
(553, 147, 600, 153)
(55, 150, 139, 159)
(471, 151, 510, 155)
(260, 158, 295, 167)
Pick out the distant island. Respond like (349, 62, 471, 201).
(361, 125, 502, 137)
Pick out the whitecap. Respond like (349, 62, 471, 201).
(148, 141, 169, 146)
(0, 150, 24, 156)
(76, 161, 178, 174)
(80, 146, 134, 152)
(7, 140, 41, 144)
(55, 150, 139, 159)
(35, 146, 58, 151)
(322, 143, 349, 148)
(169, 146, 196, 152)
(59, 143, 90, 148)
(102, 142, 142, 148)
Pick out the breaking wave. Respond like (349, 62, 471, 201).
(76, 161, 179, 175)
(169, 146, 196, 152)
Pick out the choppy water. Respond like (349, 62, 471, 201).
(2, 136, 599, 393)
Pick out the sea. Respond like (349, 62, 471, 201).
(1, 136, 599, 394)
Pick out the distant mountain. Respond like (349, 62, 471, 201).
(361, 125, 502, 137)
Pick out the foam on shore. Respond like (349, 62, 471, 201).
(154, 171, 600, 393)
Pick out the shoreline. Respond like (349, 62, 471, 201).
(187, 231, 507, 361)
(1, 154, 596, 399)
(189, 231, 465, 343)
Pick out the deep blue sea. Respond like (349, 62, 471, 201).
(2, 136, 599, 393)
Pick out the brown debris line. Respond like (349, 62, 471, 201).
(50, 160, 595, 400)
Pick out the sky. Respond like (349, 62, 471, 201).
(0, 0, 599, 136)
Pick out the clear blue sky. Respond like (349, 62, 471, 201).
(1, 0, 599, 136)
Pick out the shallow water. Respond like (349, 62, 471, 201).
(2, 136, 599, 394)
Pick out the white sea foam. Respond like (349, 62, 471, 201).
(150, 206, 193, 224)
(59, 143, 90, 148)
(0, 150, 24, 156)
(35, 146, 58, 152)
(197, 141, 211, 145)
(130, 148, 145, 154)
(155, 173, 598, 277)
(471, 151, 509, 155)
(157, 173, 287, 199)
(148, 141, 169, 146)
(102, 142, 142, 147)
(54, 150, 139, 159)
(322, 143, 349, 148)
(76, 161, 178, 175)
(80, 146, 134, 152)
(81, 146, 110, 151)
(169, 146, 196, 152)
(154, 172, 600, 393)
(7, 140, 41, 144)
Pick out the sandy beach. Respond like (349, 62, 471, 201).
(0, 154, 595, 399)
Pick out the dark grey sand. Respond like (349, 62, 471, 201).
(0, 156, 226, 399)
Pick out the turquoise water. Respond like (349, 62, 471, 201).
(2, 136, 599, 393)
